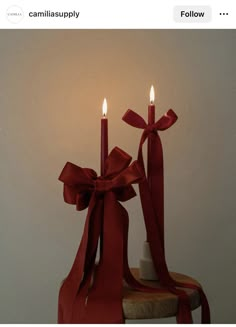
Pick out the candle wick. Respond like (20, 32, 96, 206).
(150, 101, 154, 105)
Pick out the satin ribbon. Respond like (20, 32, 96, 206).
(123, 109, 210, 324)
(58, 146, 154, 323)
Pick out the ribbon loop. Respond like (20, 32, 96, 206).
(153, 109, 178, 131)
(104, 146, 132, 177)
(122, 109, 147, 129)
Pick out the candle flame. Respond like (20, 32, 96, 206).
(102, 98, 107, 117)
(150, 85, 155, 103)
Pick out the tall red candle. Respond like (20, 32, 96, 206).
(147, 86, 155, 242)
(101, 98, 108, 176)
(147, 85, 155, 188)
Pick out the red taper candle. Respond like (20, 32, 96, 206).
(101, 98, 108, 176)
(147, 86, 155, 242)
(147, 85, 155, 188)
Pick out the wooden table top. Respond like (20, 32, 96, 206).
(122, 268, 201, 320)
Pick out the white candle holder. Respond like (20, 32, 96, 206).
(139, 241, 159, 281)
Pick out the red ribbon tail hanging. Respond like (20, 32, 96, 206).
(173, 280, 211, 323)
(199, 288, 211, 323)
(144, 127, 211, 324)
(123, 194, 169, 294)
(58, 195, 103, 323)
(76, 192, 125, 323)
(176, 293, 193, 324)
(148, 132, 165, 249)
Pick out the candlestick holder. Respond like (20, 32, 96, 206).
(140, 241, 158, 280)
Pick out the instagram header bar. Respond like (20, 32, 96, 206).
(0, 0, 235, 29)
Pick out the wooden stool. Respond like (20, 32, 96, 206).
(122, 268, 201, 320)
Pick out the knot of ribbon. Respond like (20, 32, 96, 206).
(145, 123, 157, 134)
(57, 147, 145, 324)
(122, 108, 210, 324)
(94, 178, 113, 192)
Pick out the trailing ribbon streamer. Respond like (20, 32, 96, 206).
(57, 146, 157, 323)
(122, 109, 210, 324)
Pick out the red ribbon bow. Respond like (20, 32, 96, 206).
(123, 109, 210, 324)
(58, 147, 150, 323)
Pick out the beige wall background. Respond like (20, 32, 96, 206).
(0, 30, 235, 323)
